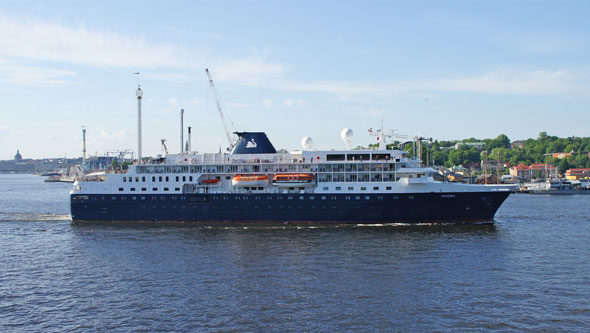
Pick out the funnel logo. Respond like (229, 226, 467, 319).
(245, 139, 257, 148)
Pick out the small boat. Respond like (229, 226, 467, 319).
(232, 175, 269, 187)
(201, 178, 220, 184)
(272, 174, 314, 187)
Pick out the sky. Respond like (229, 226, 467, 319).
(1, 0, 589, 160)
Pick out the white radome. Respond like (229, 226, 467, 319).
(301, 136, 313, 150)
(341, 128, 354, 141)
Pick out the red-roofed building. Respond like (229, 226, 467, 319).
(529, 163, 557, 179)
(553, 152, 573, 159)
(509, 163, 529, 179)
(509, 163, 557, 180)
(565, 168, 590, 180)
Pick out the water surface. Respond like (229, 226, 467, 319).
(1, 174, 589, 331)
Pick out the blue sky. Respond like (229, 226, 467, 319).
(1, 1, 589, 159)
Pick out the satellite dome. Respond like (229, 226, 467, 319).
(341, 128, 353, 141)
(301, 136, 313, 150)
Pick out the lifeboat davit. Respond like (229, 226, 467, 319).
(272, 174, 315, 187)
(232, 175, 269, 187)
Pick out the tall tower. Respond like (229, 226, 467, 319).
(136, 85, 143, 164)
(82, 126, 87, 166)
(180, 108, 184, 153)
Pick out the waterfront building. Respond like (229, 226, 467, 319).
(565, 168, 590, 180)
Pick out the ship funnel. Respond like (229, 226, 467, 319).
(231, 132, 277, 154)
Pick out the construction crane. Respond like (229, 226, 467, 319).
(205, 68, 236, 150)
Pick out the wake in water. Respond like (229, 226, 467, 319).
(0, 212, 72, 222)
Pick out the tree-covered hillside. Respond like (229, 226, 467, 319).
(373, 132, 590, 173)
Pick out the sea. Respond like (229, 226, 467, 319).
(1, 174, 589, 332)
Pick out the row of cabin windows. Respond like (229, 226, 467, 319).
(119, 187, 181, 192)
(123, 176, 193, 183)
(101, 195, 390, 201)
(322, 186, 393, 191)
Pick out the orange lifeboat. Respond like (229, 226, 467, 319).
(272, 174, 314, 187)
(201, 178, 220, 184)
(232, 174, 269, 187)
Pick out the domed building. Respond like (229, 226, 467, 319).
(14, 149, 22, 161)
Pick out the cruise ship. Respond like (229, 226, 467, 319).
(70, 131, 512, 224)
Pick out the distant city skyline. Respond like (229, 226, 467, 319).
(1, 1, 590, 160)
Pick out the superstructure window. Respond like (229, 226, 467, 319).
(323, 187, 329, 190)
(327, 154, 345, 161)
(153, 188, 158, 191)
(130, 188, 135, 192)
(386, 186, 392, 190)
(360, 187, 366, 191)
(164, 188, 169, 191)
(335, 187, 341, 190)
(165, 176, 169, 182)
(118, 188, 124, 191)
(141, 188, 146, 191)
(348, 186, 354, 190)
(152, 176, 155, 182)
(142, 177, 145, 182)
(347, 154, 370, 161)
(373, 186, 379, 190)
(176, 176, 179, 182)
(123, 177, 126, 182)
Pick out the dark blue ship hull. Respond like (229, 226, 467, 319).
(71, 191, 510, 224)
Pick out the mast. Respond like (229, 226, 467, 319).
(135, 82, 143, 164)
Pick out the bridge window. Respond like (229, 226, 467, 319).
(327, 154, 345, 161)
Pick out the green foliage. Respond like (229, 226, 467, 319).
(424, 132, 590, 170)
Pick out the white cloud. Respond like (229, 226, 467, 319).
(209, 59, 286, 85)
(262, 99, 273, 108)
(0, 15, 286, 86)
(168, 98, 179, 108)
(421, 69, 576, 95)
(282, 98, 307, 108)
(0, 15, 190, 68)
(272, 69, 583, 97)
(97, 128, 131, 141)
(43, 135, 60, 142)
(0, 59, 77, 86)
